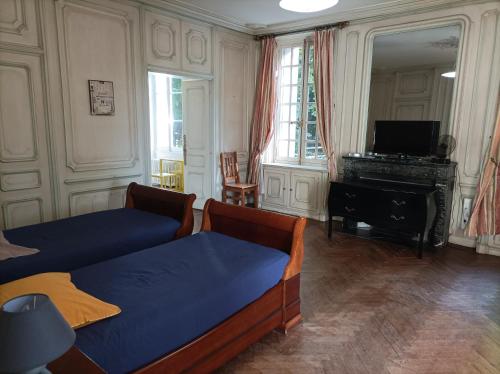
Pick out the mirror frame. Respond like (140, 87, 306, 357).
(358, 16, 469, 152)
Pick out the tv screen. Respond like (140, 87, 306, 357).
(373, 120, 440, 157)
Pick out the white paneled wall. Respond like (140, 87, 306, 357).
(332, 2, 500, 254)
(0, 0, 256, 228)
(1, 0, 499, 257)
(214, 28, 256, 198)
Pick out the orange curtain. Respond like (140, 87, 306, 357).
(247, 37, 278, 184)
(314, 29, 337, 179)
(468, 96, 500, 236)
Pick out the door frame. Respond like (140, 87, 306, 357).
(144, 67, 216, 205)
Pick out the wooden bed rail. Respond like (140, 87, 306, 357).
(201, 199, 306, 280)
(125, 182, 196, 238)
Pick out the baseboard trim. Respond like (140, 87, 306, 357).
(476, 244, 500, 257)
(448, 235, 476, 248)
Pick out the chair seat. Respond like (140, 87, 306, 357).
(224, 183, 258, 190)
(152, 173, 176, 178)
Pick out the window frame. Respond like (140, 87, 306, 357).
(272, 35, 327, 168)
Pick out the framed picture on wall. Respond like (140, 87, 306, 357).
(88, 80, 115, 115)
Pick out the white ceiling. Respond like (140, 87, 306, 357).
(372, 25, 461, 69)
(160, 0, 438, 31)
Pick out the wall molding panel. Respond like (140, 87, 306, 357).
(145, 10, 181, 70)
(0, 49, 54, 229)
(2, 197, 43, 229)
(213, 29, 255, 196)
(0, 171, 41, 192)
(0, 0, 40, 48)
(0, 62, 38, 162)
(55, 0, 139, 172)
(69, 185, 128, 216)
(181, 21, 212, 74)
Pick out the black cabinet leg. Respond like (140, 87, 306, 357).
(418, 232, 424, 259)
(328, 216, 333, 238)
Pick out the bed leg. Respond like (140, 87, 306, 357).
(275, 274, 302, 334)
(277, 313, 302, 335)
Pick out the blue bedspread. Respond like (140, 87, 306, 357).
(71, 232, 289, 374)
(0, 208, 180, 284)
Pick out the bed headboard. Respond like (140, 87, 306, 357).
(200, 199, 306, 279)
(125, 183, 196, 238)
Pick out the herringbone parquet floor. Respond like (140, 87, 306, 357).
(195, 214, 500, 374)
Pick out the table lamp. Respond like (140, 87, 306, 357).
(0, 294, 75, 374)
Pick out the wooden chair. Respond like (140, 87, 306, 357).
(220, 152, 259, 207)
(151, 159, 176, 189)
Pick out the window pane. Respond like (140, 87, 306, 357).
(172, 93, 182, 120)
(308, 84, 315, 103)
(308, 103, 317, 122)
(305, 141, 316, 159)
(281, 48, 292, 66)
(279, 122, 289, 139)
(291, 67, 300, 85)
(172, 78, 182, 92)
(172, 121, 182, 148)
(290, 86, 299, 103)
(290, 104, 299, 122)
(280, 104, 290, 122)
(317, 146, 326, 160)
(306, 122, 316, 141)
(281, 86, 291, 103)
(281, 67, 291, 85)
(289, 140, 297, 158)
(292, 47, 301, 65)
(278, 140, 288, 158)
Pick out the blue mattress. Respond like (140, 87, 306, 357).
(0, 208, 180, 284)
(71, 232, 290, 374)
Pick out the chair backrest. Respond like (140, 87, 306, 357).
(220, 152, 240, 185)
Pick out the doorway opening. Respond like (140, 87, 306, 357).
(148, 72, 185, 192)
(148, 71, 212, 209)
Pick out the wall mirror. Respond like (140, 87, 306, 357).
(365, 24, 461, 152)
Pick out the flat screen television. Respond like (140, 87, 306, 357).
(373, 120, 440, 157)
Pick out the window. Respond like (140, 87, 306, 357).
(274, 41, 325, 165)
(149, 72, 183, 158)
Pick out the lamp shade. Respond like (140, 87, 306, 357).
(0, 294, 76, 373)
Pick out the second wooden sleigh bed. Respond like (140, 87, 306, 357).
(49, 199, 306, 373)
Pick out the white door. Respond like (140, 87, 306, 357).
(262, 168, 288, 208)
(182, 80, 211, 209)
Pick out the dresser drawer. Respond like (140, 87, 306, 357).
(377, 192, 427, 230)
(329, 183, 368, 219)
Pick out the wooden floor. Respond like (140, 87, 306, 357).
(194, 213, 500, 373)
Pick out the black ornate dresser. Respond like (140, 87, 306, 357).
(328, 155, 456, 256)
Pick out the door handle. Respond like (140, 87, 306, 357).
(392, 200, 406, 206)
(183, 135, 187, 166)
(390, 214, 406, 221)
(345, 192, 357, 199)
(344, 206, 356, 213)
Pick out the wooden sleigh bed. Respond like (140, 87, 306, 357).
(0, 183, 195, 284)
(49, 199, 306, 374)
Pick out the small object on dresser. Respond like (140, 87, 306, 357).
(0, 294, 75, 374)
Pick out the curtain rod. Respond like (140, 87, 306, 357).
(255, 21, 349, 40)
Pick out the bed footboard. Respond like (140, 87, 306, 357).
(125, 182, 196, 238)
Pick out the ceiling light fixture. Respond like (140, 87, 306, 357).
(279, 0, 339, 13)
(441, 71, 456, 78)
